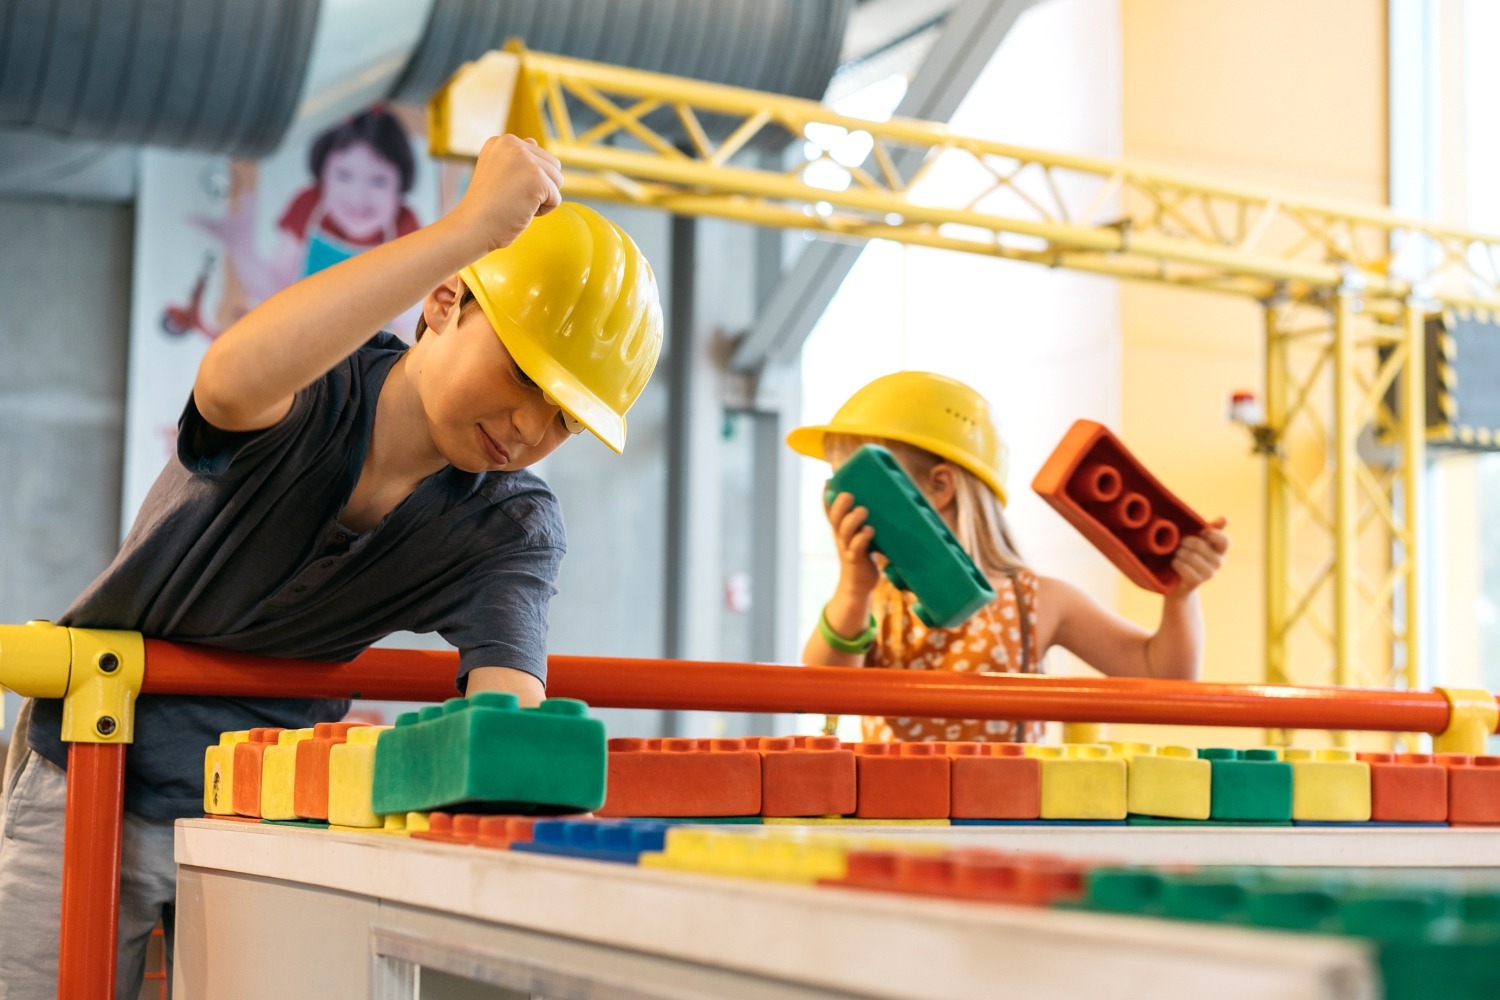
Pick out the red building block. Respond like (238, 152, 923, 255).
(597, 738, 762, 817)
(849, 742, 950, 819)
(1358, 752, 1448, 822)
(758, 735, 857, 817)
(231, 728, 284, 818)
(475, 816, 538, 850)
(940, 742, 1041, 820)
(293, 721, 367, 821)
(833, 847, 1086, 907)
(1439, 754, 1500, 825)
(1031, 420, 1207, 593)
(411, 812, 483, 845)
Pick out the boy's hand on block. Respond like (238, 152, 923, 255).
(1169, 517, 1230, 597)
(452, 134, 565, 253)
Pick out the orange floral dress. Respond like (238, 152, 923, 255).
(861, 570, 1044, 744)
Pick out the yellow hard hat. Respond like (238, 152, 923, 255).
(787, 371, 1009, 504)
(460, 203, 663, 454)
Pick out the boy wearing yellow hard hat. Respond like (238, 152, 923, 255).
(0, 136, 662, 997)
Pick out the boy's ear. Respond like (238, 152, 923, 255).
(420, 274, 466, 335)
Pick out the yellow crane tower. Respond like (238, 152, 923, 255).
(429, 42, 1500, 734)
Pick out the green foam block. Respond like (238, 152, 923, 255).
(371, 693, 606, 815)
(1199, 748, 1293, 822)
(826, 445, 995, 628)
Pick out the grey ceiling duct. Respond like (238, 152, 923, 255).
(0, 0, 850, 164)
(0, 0, 322, 158)
(392, 0, 853, 146)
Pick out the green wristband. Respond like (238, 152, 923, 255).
(819, 607, 877, 654)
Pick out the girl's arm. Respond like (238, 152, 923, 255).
(1041, 519, 1230, 680)
(802, 491, 882, 666)
(193, 135, 564, 433)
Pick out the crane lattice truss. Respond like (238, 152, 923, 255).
(431, 43, 1500, 713)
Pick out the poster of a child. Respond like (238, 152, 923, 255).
(168, 104, 435, 341)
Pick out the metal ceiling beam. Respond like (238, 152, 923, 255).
(727, 0, 1046, 375)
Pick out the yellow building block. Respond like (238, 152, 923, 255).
(641, 828, 849, 884)
(260, 728, 314, 821)
(761, 817, 950, 827)
(1122, 745, 1211, 820)
(1284, 748, 1371, 821)
(367, 810, 430, 836)
(203, 731, 250, 816)
(327, 725, 392, 829)
(1030, 744, 1128, 820)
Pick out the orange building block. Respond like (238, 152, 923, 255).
(835, 847, 1086, 906)
(475, 816, 538, 850)
(1439, 754, 1500, 825)
(411, 812, 485, 845)
(758, 735, 857, 817)
(597, 738, 762, 817)
(231, 728, 283, 818)
(940, 742, 1041, 819)
(1357, 752, 1448, 822)
(1031, 420, 1207, 594)
(850, 742, 951, 819)
(293, 721, 366, 821)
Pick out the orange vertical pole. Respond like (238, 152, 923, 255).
(59, 742, 126, 1000)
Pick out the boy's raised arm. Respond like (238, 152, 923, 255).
(193, 135, 564, 432)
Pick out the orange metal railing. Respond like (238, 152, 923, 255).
(143, 643, 1475, 734)
(38, 640, 1500, 1000)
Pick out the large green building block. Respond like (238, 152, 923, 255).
(1082, 866, 1500, 1000)
(825, 445, 995, 628)
(1199, 748, 1293, 822)
(371, 694, 606, 815)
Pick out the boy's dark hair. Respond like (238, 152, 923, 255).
(308, 106, 416, 193)
(413, 287, 477, 341)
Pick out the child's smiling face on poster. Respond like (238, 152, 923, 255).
(321, 141, 403, 240)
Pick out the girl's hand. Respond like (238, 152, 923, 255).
(826, 489, 881, 600)
(450, 135, 565, 252)
(1170, 516, 1230, 596)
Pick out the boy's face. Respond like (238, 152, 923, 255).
(414, 280, 574, 473)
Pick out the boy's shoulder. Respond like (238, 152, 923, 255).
(472, 468, 565, 549)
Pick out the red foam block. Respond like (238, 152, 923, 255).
(940, 742, 1041, 820)
(758, 735, 857, 817)
(849, 742, 950, 819)
(597, 738, 762, 817)
(832, 847, 1087, 906)
(231, 728, 283, 818)
(1438, 754, 1500, 825)
(1357, 752, 1448, 822)
(293, 721, 367, 821)
(1032, 420, 1207, 593)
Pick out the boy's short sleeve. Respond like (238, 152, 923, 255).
(442, 543, 565, 687)
(176, 379, 323, 479)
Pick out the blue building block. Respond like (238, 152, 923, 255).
(510, 819, 669, 864)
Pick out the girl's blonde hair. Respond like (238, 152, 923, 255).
(824, 433, 1027, 583)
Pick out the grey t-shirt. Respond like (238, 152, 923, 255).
(28, 333, 566, 819)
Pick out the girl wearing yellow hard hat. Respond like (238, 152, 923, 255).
(788, 371, 1230, 744)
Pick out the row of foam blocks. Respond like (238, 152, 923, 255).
(208, 790, 1500, 1000)
(204, 693, 1500, 828)
(600, 737, 1500, 825)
